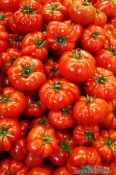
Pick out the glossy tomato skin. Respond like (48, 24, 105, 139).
(22, 31, 49, 61)
(9, 34, 24, 49)
(0, 87, 26, 118)
(19, 120, 30, 139)
(66, 146, 101, 174)
(7, 56, 46, 91)
(0, 0, 20, 12)
(0, 118, 20, 151)
(69, 0, 96, 25)
(53, 166, 72, 175)
(0, 11, 13, 30)
(47, 21, 77, 52)
(95, 49, 116, 75)
(94, 10, 107, 26)
(58, 49, 95, 82)
(73, 96, 109, 125)
(0, 158, 29, 175)
(27, 125, 57, 158)
(73, 124, 99, 146)
(84, 67, 116, 101)
(42, 2, 68, 24)
(93, 130, 116, 163)
(27, 167, 51, 175)
(81, 25, 106, 53)
(1, 48, 20, 74)
(39, 78, 80, 110)
(0, 24, 9, 53)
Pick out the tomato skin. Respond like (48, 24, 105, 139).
(1, 48, 20, 74)
(95, 49, 116, 75)
(9, 34, 24, 50)
(58, 49, 95, 82)
(10, 138, 27, 161)
(0, 24, 9, 53)
(0, 11, 13, 30)
(7, 56, 46, 91)
(0, 158, 28, 175)
(19, 120, 30, 139)
(22, 31, 49, 60)
(69, 0, 96, 25)
(47, 21, 77, 52)
(93, 130, 116, 163)
(48, 105, 74, 129)
(73, 96, 109, 125)
(27, 167, 51, 175)
(73, 124, 99, 146)
(0, 0, 20, 12)
(0, 87, 26, 118)
(27, 125, 57, 158)
(0, 118, 20, 151)
(42, 2, 68, 24)
(39, 78, 80, 110)
(66, 146, 101, 174)
(94, 10, 107, 26)
(25, 152, 43, 167)
(53, 166, 72, 175)
(84, 67, 116, 101)
(81, 25, 106, 53)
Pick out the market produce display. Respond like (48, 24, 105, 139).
(0, 0, 116, 174)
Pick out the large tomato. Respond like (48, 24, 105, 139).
(9, 34, 24, 50)
(84, 67, 116, 101)
(58, 49, 95, 82)
(93, 9, 107, 26)
(7, 56, 46, 91)
(0, 87, 26, 118)
(39, 78, 80, 110)
(19, 120, 30, 139)
(53, 166, 72, 175)
(0, 11, 12, 30)
(0, 0, 20, 12)
(27, 167, 51, 175)
(0, 24, 9, 53)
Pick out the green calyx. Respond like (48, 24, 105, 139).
(52, 81, 61, 91)
(49, 4, 57, 12)
(35, 38, 46, 48)
(113, 108, 116, 116)
(40, 24, 47, 32)
(38, 118, 49, 126)
(90, 31, 99, 38)
(20, 63, 34, 77)
(85, 130, 95, 143)
(22, 6, 34, 14)
(0, 95, 10, 103)
(83, 1, 91, 6)
(106, 47, 116, 56)
(61, 105, 72, 115)
(60, 139, 70, 153)
(95, 76, 106, 84)
(9, 36, 22, 42)
(51, 67, 57, 73)
(42, 134, 53, 144)
(105, 137, 115, 149)
(0, 14, 6, 20)
(86, 95, 94, 103)
(5, 57, 16, 66)
(72, 50, 81, 59)
(0, 127, 14, 139)
(56, 36, 66, 47)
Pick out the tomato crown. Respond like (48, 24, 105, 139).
(48, 4, 57, 12)
(105, 137, 116, 149)
(42, 134, 53, 144)
(106, 47, 116, 55)
(72, 50, 81, 59)
(60, 138, 70, 153)
(86, 95, 94, 103)
(40, 24, 47, 32)
(0, 14, 6, 21)
(5, 57, 16, 66)
(56, 36, 66, 47)
(22, 6, 35, 14)
(0, 127, 14, 139)
(85, 130, 95, 143)
(113, 108, 116, 116)
(9, 36, 22, 42)
(0, 95, 10, 103)
(95, 76, 106, 84)
(20, 63, 34, 77)
(61, 105, 72, 115)
(83, 1, 92, 6)
(51, 81, 61, 92)
(90, 31, 99, 38)
(35, 37, 46, 48)
(38, 116, 49, 126)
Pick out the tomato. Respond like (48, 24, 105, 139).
(25, 152, 43, 167)
(0, 24, 9, 53)
(10, 0, 43, 33)
(42, 2, 68, 24)
(0, 118, 20, 151)
(0, 158, 28, 175)
(40, 0, 62, 5)
(94, 9, 107, 26)
(81, 25, 106, 53)
(44, 57, 61, 79)
(0, 0, 20, 12)
(48, 105, 74, 129)
(69, 0, 96, 25)
(21, 31, 49, 60)
(84, 67, 116, 101)
(53, 166, 72, 175)
(95, 49, 116, 75)
(93, 130, 116, 163)
(0, 11, 12, 30)
(58, 49, 95, 82)
(66, 146, 101, 174)
(27, 125, 57, 158)
(27, 167, 51, 175)
(10, 138, 27, 161)
(0, 87, 26, 118)
(73, 95, 109, 125)
(39, 78, 80, 110)
(63, 0, 72, 8)
(32, 115, 50, 127)
(47, 21, 77, 52)
(110, 16, 116, 26)
(73, 124, 99, 146)
(9, 34, 24, 49)
(7, 56, 46, 91)
(1, 48, 20, 74)
(19, 120, 30, 139)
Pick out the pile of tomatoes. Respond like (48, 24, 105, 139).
(0, 0, 116, 174)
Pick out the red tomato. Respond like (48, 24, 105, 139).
(63, 0, 72, 8)
(27, 167, 51, 175)
(0, 24, 9, 53)
(84, 67, 116, 101)
(94, 9, 107, 26)
(9, 34, 24, 49)
(73, 124, 99, 146)
(53, 166, 72, 175)
(19, 120, 30, 139)
(0, 11, 12, 30)
(73, 95, 109, 125)
(32, 116, 50, 127)
(58, 49, 95, 82)
(27, 125, 57, 158)
(0, 118, 20, 151)
(25, 152, 43, 167)
(69, 0, 96, 25)
(1, 48, 20, 74)
(21, 31, 49, 60)
(7, 56, 46, 91)
(93, 130, 116, 163)
(0, 0, 20, 12)
(0, 87, 26, 118)
(95, 49, 116, 75)
(39, 78, 80, 110)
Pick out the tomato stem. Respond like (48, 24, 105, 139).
(0, 14, 6, 21)
(95, 76, 106, 84)
(52, 81, 61, 91)
(60, 139, 70, 153)
(56, 36, 66, 47)
(40, 24, 47, 32)
(35, 38, 46, 48)
(42, 134, 53, 144)
(5, 57, 16, 66)
(91, 31, 99, 38)
(20, 63, 34, 77)
(72, 50, 81, 59)
(113, 108, 116, 116)
(38, 117, 49, 125)
(49, 4, 57, 12)
(0, 127, 14, 138)
(31, 94, 40, 103)
(105, 137, 115, 149)
(85, 130, 95, 143)
(86, 95, 94, 103)
(83, 1, 91, 6)
(0, 95, 10, 103)
(22, 6, 34, 14)
(9, 36, 22, 42)
(61, 105, 72, 115)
